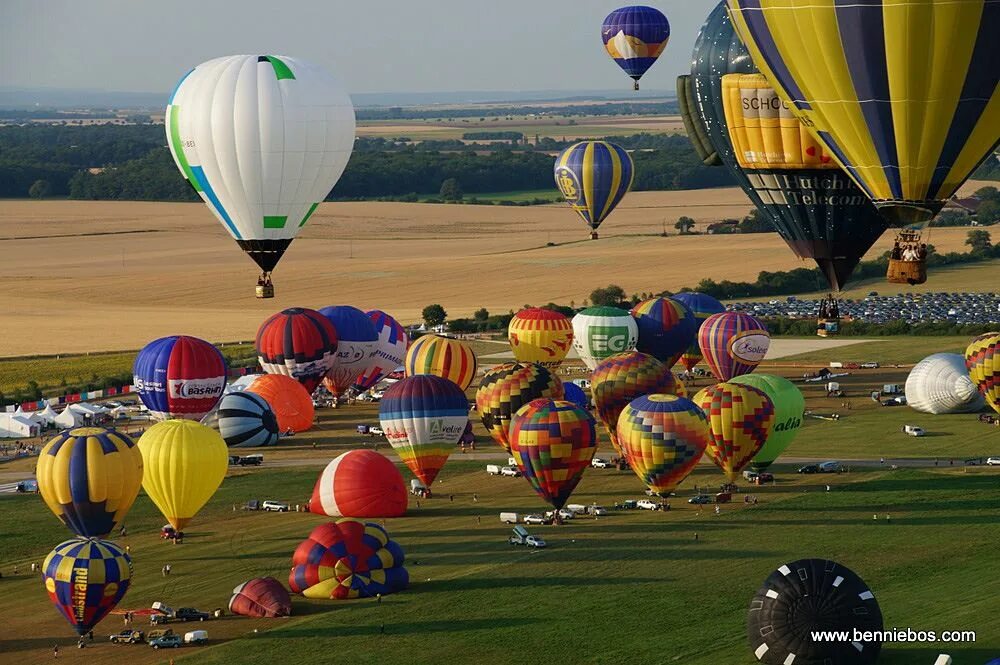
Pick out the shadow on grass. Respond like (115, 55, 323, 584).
(880, 647, 1000, 664)
(416, 576, 672, 593)
(269, 617, 541, 638)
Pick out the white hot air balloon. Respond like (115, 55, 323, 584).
(905, 353, 985, 415)
(166, 55, 356, 298)
(571, 306, 638, 370)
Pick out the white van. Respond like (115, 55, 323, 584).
(904, 425, 926, 437)
(410, 479, 428, 496)
(565, 504, 588, 515)
(184, 630, 208, 644)
(486, 464, 501, 475)
(500, 512, 519, 524)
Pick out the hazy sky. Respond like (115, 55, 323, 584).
(1, 0, 713, 95)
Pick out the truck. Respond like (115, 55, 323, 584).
(184, 630, 209, 645)
(152, 606, 211, 624)
(903, 425, 926, 437)
(565, 504, 588, 515)
(508, 525, 546, 548)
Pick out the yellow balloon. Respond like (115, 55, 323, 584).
(138, 420, 228, 530)
(508, 308, 574, 369)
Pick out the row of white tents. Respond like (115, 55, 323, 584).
(0, 401, 133, 438)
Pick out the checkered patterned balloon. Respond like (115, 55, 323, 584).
(43, 537, 133, 635)
(965, 332, 1000, 415)
(591, 351, 682, 454)
(476, 363, 564, 452)
(510, 399, 597, 509)
(617, 394, 709, 496)
(694, 382, 775, 481)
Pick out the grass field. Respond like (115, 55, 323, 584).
(778, 336, 971, 366)
(415, 189, 561, 204)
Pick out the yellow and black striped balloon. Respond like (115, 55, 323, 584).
(475, 363, 564, 452)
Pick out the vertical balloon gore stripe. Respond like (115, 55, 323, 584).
(167, 107, 198, 187)
(190, 165, 241, 239)
(299, 202, 320, 227)
(263, 55, 296, 80)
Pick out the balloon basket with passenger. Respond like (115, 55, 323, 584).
(816, 295, 841, 338)
(887, 229, 928, 285)
(255, 273, 275, 299)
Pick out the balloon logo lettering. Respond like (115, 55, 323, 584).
(555, 166, 581, 201)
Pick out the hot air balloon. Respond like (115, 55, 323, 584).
(166, 55, 355, 297)
(36, 428, 144, 538)
(554, 141, 634, 239)
(404, 334, 478, 391)
(630, 297, 697, 367)
(688, 3, 890, 292)
(965, 333, 1000, 415)
(229, 577, 292, 618)
(616, 394, 709, 496)
(748, 559, 883, 665)
(672, 292, 726, 372)
(378, 375, 469, 489)
(216, 391, 281, 447)
(256, 307, 338, 394)
(562, 381, 590, 411)
(726, 0, 1000, 285)
(43, 537, 132, 635)
(309, 450, 408, 518)
(601, 5, 670, 90)
(591, 351, 680, 455)
(353, 310, 409, 391)
(133, 335, 227, 421)
(693, 382, 775, 482)
(137, 419, 228, 531)
(676, 74, 721, 165)
(318, 305, 379, 397)
(905, 353, 985, 415)
(571, 306, 638, 370)
(699, 312, 770, 381)
(475, 363, 564, 453)
(510, 399, 596, 510)
(289, 520, 408, 599)
(730, 374, 805, 471)
(508, 308, 574, 369)
(246, 374, 315, 433)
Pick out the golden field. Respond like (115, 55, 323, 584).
(0, 181, 991, 358)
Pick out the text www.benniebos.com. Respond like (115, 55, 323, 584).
(812, 628, 977, 644)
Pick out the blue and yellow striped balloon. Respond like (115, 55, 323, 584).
(726, 0, 1000, 227)
(43, 537, 133, 635)
(37, 427, 144, 538)
(554, 141, 634, 237)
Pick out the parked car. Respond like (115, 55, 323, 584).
(524, 535, 547, 548)
(109, 630, 145, 645)
(238, 454, 263, 466)
(715, 492, 732, 504)
(687, 495, 711, 505)
(160, 525, 184, 540)
(369, 426, 384, 436)
(591, 457, 610, 469)
(798, 464, 819, 474)
(486, 464, 501, 475)
(987, 457, 1000, 466)
(754, 472, 774, 484)
(499, 466, 521, 477)
(905, 427, 926, 437)
(174, 608, 211, 622)
(818, 461, 842, 473)
(242, 500, 261, 511)
(149, 634, 183, 649)
(860, 362, 880, 369)
(544, 509, 575, 521)
(588, 505, 608, 516)
(523, 514, 551, 526)
(262, 500, 289, 512)
(636, 499, 660, 511)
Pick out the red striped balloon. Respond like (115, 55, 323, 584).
(404, 335, 478, 391)
(256, 308, 338, 394)
(698, 312, 770, 381)
(310, 450, 407, 518)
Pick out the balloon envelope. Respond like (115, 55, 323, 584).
(229, 577, 292, 618)
(404, 334, 478, 391)
(310, 450, 407, 518)
(354, 310, 409, 391)
(37, 427, 144, 538)
(630, 297, 697, 367)
(256, 308, 338, 394)
(216, 391, 281, 447)
(318, 305, 379, 396)
(246, 374, 315, 433)
(906, 353, 985, 415)
(554, 141, 634, 233)
(508, 308, 574, 368)
(510, 399, 596, 510)
(571, 306, 639, 370)
(166, 55, 355, 275)
(601, 5, 670, 85)
(694, 382, 774, 481)
(379, 374, 469, 487)
(672, 292, 725, 372)
(476, 363, 564, 453)
(43, 538, 132, 635)
(138, 419, 228, 531)
(133, 335, 227, 421)
(748, 559, 883, 665)
(730, 374, 805, 470)
(698, 312, 769, 381)
(617, 394, 709, 496)
(289, 520, 408, 599)
(591, 351, 679, 455)
(562, 382, 590, 411)
(965, 333, 1000, 415)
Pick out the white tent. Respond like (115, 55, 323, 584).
(54, 404, 89, 429)
(35, 403, 60, 426)
(226, 374, 262, 393)
(73, 402, 108, 416)
(0, 414, 41, 438)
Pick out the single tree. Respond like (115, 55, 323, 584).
(422, 304, 447, 328)
(590, 285, 627, 307)
(473, 307, 489, 322)
(439, 178, 463, 201)
(674, 216, 696, 234)
(976, 200, 1000, 225)
(965, 229, 993, 253)
(972, 185, 999, 203)
(28, 179, 52, 199)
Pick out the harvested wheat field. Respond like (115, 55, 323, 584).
(0, 185, 987, 357)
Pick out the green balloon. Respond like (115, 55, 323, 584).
(730, 374, 804, 470)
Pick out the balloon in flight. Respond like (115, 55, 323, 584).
(554, 141, 634, 238)
(601, 6, 671, 90)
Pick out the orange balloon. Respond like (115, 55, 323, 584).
(246, 374, 315, 433)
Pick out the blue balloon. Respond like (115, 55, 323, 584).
(601, 6, 671, 88)
(132, 335, 227, 421)
(318, 306, 379, 344)
(563, 382, 590, 410)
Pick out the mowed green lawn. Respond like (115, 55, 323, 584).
(1, 459, 998, 665)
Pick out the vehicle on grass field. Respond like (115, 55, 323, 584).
(410, 480, 429, 497)
(903, 425, 926, 437)
(636, 499, 660, 511)
(109, 630, 145, 645)
(754, 472, 774, 484)
(588, 505, 608, 516)
(500, 512, 520, 524)
(242, 500, 261, 511)
(523, 535, 546, 548)
(987, 457, 1000, 466)
(743, 469, 759, 482)
(150, 634, 182, 649)
(369, 426, 384, 436)
(500, 465, 521, 477)
(523, 514, 551, 526)
(486, 464, 501, 475)
(798, 464, 819, 474)
(591, 457, 610, 469)
(688, 495, 711, 505)
(818, 461, 842, 473)
(239, 454, 263, 466)
(621, 500, 638, 510)
(147, 629, 174, 641)
(175, 608, 211, 622)
(715, 492, 732, 504)
(508, 457, 517, 466)
(160, 525, 184, 540)
(544, 509, 575, 521)
(184, 630, 208, 645)
(509, 525, 546, 548)
(565, 504, 588, 515)
(860, 362, 880, 369)
(262, 500, 289, 512)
